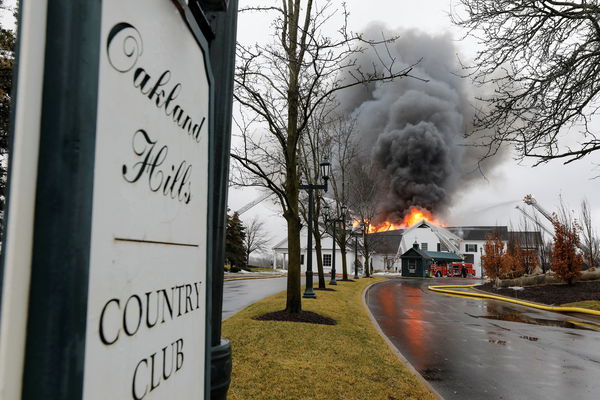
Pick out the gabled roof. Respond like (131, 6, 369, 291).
(447, 226, 508, 241)
(425, 251, 463, 262)
(508, 231, 543, 245)
(400, 219, 462, 254)
(400, 247, 432, 259)
(272, 229, 345, 251)
(369, 230, 404, 254)
(272, 236, 289, 250)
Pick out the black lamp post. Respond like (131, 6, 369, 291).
(353, 222, 364, 279)
(323, 203, 347, 285)
(299, 159, 331, 298)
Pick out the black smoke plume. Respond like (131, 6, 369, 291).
(339, 27, 503, 222)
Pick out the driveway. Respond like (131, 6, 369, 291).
(366, 278, 600, 400)
(222, 276, 305, 319)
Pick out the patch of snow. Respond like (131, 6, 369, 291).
(372, 272, 402, 277)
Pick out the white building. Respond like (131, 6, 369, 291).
(272, 229, 353, 274)
(397, 221, 509, 278)
(272, 221, 540, 278)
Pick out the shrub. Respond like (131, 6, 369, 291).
(482, 233, 505, 280)
(551, 216, 584, 285)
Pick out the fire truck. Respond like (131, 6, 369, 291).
(430, 262, 475, 278)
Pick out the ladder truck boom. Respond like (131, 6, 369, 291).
(235, 193, 271, 215)
(523, 194, 554, 223)
(515, 205, 554, 237)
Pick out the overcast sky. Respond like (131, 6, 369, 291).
(2, 1, 598, 242)
(231, 0, 600, 243)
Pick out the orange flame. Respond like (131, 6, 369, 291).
(355, 207, 445, 233)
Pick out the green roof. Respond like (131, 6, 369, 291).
(400, 247, 432, 259)
(425, 251, 463, 261)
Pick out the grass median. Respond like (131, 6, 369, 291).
(222, 278, 437, 400)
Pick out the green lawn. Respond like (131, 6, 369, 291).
(244, 267, 279, 272)
(222, 278, 437, 400)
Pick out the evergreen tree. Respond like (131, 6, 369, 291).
(0, 1, 17, 239)
(225, 211, 247, 270)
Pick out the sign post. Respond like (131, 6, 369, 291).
(0, 1, 236, 399)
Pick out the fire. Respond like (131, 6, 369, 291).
(354, 207, 445, 233)
(366, 221, 403, 233)
(402, 207, 439, 228)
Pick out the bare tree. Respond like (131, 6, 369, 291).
(347, 158, 379, 277)
(329, 116, 358, 280)
(453, 0, 600, 164)
(539, 240, 553, 273)
(298, 101, 333, 289)
(244, 216, 272, 265)
(580, 199, 600, 269)
(231, 1, 415, 312)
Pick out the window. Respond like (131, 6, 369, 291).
(408, 259, 416, 273)
(437, 243, 448, 252)
(465, 244, 477, 253)
(421, 243, 428, 251)
(463, 254, 474, 263)
(323, 254, 332, 267)
(300, 254, 304, 265)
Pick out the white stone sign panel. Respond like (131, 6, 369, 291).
(82, 1, 209, 399)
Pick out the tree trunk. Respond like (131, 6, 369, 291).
(284, 208, 302, 313)
(341, 243, 348, 280)
(284, 43, 301, 312)
(283, 0, 307, 312)
(283, 137, 301, 311)
(313, 222, 326, 289)
(364, 237, 370, 278)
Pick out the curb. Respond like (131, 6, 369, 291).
(224, 274, 286, 282)
(362, 281, 446, 400)
(428, 284, 600, 317)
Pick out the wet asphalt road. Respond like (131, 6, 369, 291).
(222, 276, 305, 319)
(366, 278, 600, 400)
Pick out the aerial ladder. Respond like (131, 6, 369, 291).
(235, 192, 271, 215)
(515, 205, 554, 237)
(430, 223, 462, 254)
(523, 194, 554, 224)
(396, 220, 462, 256)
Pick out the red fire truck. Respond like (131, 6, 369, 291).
(430, 262, 476, 278)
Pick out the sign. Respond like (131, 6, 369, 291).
(83, 1, 210, 399)
(0, 0, 215, 399)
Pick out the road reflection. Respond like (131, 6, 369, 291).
(366, 278, 600, 400)
(474, 302, 599, 331)
(375, 281, 430, 370)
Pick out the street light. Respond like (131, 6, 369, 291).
(299, 158, 330, 298)
(320, 159, 331, 183)
(323, 203, 347, 285)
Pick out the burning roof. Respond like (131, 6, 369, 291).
(363, 207, 445, 233)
